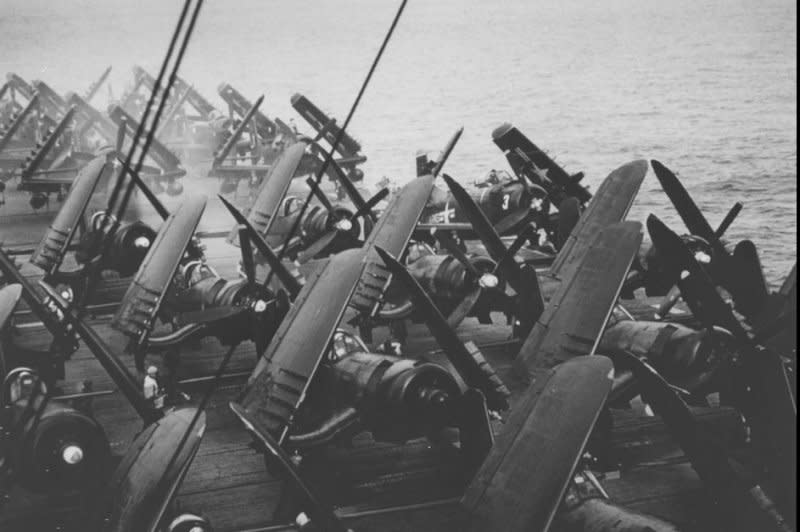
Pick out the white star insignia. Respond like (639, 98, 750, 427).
(531, 162, 550, 183)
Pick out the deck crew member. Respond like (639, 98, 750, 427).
(143, 365, 164, 409)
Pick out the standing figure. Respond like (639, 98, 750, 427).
(143, 365, 164, 409)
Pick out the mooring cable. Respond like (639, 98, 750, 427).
(263, 0, 408, 290)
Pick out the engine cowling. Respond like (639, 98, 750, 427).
(301, 205, 362, 252)
(105, 221, 158, 277)
(299, 350, 462, 445)
(11, 399, 110, 493)
(600, 320, 737, 392)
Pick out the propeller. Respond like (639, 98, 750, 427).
(655, 192, 743, 318)
(229, 402, 351, 532)
(239, 225, 276, 356)
(322, 149, 380, 222)
(647, 214, 796, 509)
(648, 214, 747, 341)
(298, 177, 389, 262)
(238, 226, 256, 284)
(430, 126, 464, 178)
(434, 230, 513, 328)
(651, 160, 767, 320)
(619, 351, 793, 532)
(352, 187, 389, 219)
(375, 246, 510, 411)
(441, 173, 545, 330)
(311, 117, 338, 144)
(115, 117, 127, 155)
(218, 195, 301, 299)
(211, 94, 264, 167)
(39, 279, 161, 422)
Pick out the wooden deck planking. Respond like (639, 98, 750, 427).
(1, 208, 725, 532)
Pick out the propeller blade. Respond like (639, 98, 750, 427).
(440, 175, 506, 264)
(375, 246, 510, 411)
(117, 157, 171, 220)
(436, 232, 480, 277)
(305, 177, 335, 214)
(115, 119, 126, 154)
(556, 197, 581, 249)
(38, 280, 160, 424)
(238, 226, 256, 285)
(431, 126, 464, 177)
(325, 153, 371, 216)
(101, 408, 207, 532)
(297, 230, 338, 263)
(651, 159, 726, 257)
(494, 225, 536, 276)
(253, 300, 277, 359)
(213, 94, 264, 167)
(446, 286, 482, 329)
(716, 201, 743, 238)
(653, 195, 743, 320)
(493, 207, 530, 235)
(218, 195, 302, 299)
(731, 239, 769, 320)
(312, 117, 337, 143)
(647, 214, 797, 505)
(655, 284, 682, 319)
(229, 402, 350, 532)
(352, 187, 389, 220)
(442, 174, 531, 296)
(619, 351, 793, 532)
(646, 214, 748, 341)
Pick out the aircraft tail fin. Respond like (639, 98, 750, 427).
(0, 92, 39, 154)
(20, 105, 77, 180)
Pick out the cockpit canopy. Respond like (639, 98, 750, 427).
(327, 329, 368, 363)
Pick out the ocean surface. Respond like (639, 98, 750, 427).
(1, 0, 796, 283)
